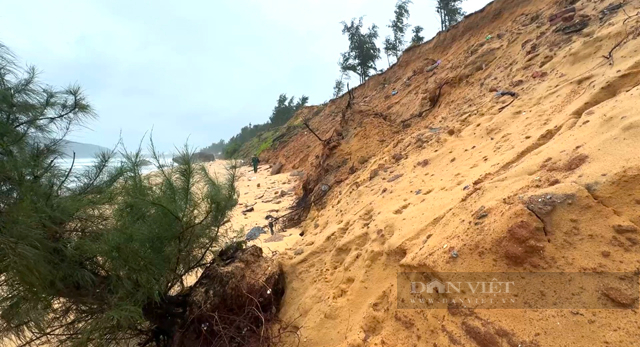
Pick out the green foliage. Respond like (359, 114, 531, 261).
(269, 94, 308, 127)
(218, 93, 307, 159)
(223, 141, 242, 159)
(201, 139, 226, 155)
(410, 25, 425, 45)
(205, 95, 308, 160)
(257, 137, 273, 155)
(384, 0, 412, 62)
(339, 17, 381, 84)
(0, 44, 239, 346)
(383, 37, 396, 67)
(333, 78, 345, 98)
(436, 0, 465, 31)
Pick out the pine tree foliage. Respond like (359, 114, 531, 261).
(269, 94, 308, 127)
(219, 93, 308, 159)
(333, 78, 345, 99)
(339, 17, 381, 84)
(410, 26, 425, 45)
(0, 44, 239, 346)
(382, 37, 395, 67)
(384, 0, 412, 61)
(436, 0, 465, 31)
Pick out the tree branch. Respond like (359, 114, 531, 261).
(303, 121, 326, 143)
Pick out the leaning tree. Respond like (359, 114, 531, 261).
(0, 43, 241, 346)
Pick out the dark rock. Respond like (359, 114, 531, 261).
(560, 19, 589, 34)
(270, 163, 284, 175)
(600, 3, 623, 20)
(416, 159, 430, 168)
(193, 152, 215, 162)
(525, 193, 574, 216)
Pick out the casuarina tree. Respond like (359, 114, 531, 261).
(410, 25, 425, 45)
(382, 37, 395, 67)
(383, 0, 413, 63)
(333, 78, 345, 98)
(339, 17, 381, 84)
(0, 43, 240, 346)
(269, 94, 308, 127)
(436, 0, 465, 31)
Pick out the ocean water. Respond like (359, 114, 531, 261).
(57, 155, 175, 176)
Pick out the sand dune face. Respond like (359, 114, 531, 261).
(257, 0, 640, 345)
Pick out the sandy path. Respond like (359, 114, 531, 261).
(205, 160, 302, 255)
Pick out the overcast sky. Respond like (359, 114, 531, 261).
(0, 0, 490, 152)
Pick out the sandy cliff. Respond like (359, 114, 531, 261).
(255, 0, 640, 345)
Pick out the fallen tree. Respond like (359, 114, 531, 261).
(0, 43, 284, 347)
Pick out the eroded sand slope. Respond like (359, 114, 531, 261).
(256, 0, 640, 345)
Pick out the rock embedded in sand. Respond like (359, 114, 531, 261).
(525, 193, 575, 216)
(416, 159, 430, 168)
(602, 286, 637, 307)
(612, 224, 638, 234)
(388, 174, 404, 182)
(369, 169, 380, 180)
(293, 248, 304, 256)
(270, 162, 284, 175)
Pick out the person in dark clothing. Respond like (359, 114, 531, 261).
(251, 155, 260, 173)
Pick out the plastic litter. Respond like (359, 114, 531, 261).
(451, 250, 459, 258)
(245, 226, 266, 241)
(426, 60, 442, 72)
(392, 90, 398, 96)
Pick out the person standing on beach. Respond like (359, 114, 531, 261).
(251, 155, 260, 173)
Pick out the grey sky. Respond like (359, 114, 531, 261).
(0, 0, 490, 152)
